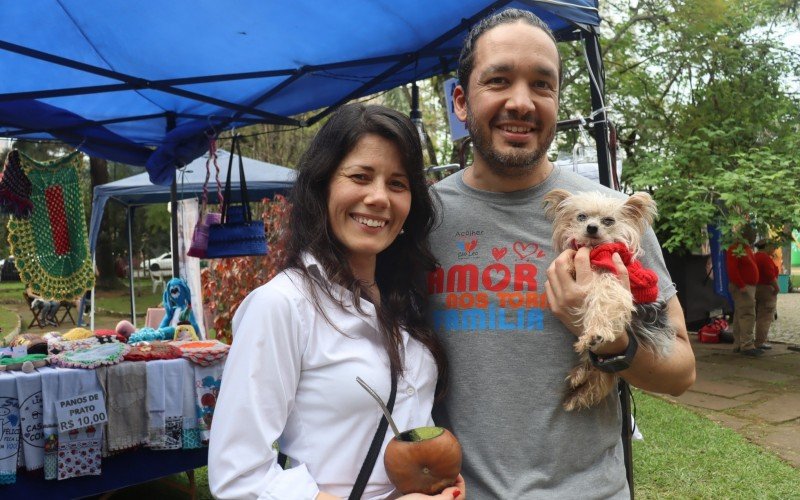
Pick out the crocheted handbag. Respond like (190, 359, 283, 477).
(188, 137, 223, 258)
(0, 150, 34, 217)
(205, 135, 267, 258)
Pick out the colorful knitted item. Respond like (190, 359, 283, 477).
(128, 327, 167, 344)
(95, 330, 128, 343)
(62, 327, 94, 341)
(52, 342, 130, 369)
(0, 353, 49, 371)
(172, 340, 230, 366)
(0, 150, 34, 218)
(9, 333, 49, 354)
(589, 242, 659, 304)
(47, 336, 99, 355)
(124, 341, 183, 361)
(7, 150, 95, 301)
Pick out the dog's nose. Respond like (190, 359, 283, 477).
(586, 224, 599, 235)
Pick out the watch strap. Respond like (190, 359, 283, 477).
(589, 332, 638, 373)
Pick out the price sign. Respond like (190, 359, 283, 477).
(56, 390, 108, 432)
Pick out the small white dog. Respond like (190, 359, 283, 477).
(543, 189, 675, 411)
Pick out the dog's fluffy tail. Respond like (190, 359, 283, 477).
(630, 299, 675, 358)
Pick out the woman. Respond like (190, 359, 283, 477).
(209, 103, 463, 499)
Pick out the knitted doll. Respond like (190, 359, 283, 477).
(159, 278, 200, 336)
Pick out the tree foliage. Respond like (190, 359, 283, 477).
(200, 195, 290, 343)
(557, 0, 800, 251)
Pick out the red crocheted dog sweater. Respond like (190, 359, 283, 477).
(589, 242, 659, 303)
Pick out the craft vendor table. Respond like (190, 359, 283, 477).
(0, 355, 222, 499)
(3, 447, 206, 498)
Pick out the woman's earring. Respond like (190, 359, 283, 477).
(400, 228, 405, 235)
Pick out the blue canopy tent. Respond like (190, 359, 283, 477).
(85, 150, 295, 334)
(1, 2, 632, 495)
(88, 150, 295, 256)
(0, 0, 609, 267)
(0, 1, 606, 185)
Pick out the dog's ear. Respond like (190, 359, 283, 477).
(623, 192, 658, 228)
(543, 189, 572, 220)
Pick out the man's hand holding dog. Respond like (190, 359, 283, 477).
(545, 247, 631, 357)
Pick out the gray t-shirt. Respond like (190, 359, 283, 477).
(428, 166, 675, 499)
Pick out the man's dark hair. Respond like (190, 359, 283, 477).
(457, 8, 563, 92)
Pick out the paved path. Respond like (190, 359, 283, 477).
(763, 290, 800, 345)
(659, 292, 800, 467)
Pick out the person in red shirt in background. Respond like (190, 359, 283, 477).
(753, 240, 780, 350)
(726, 227, 762, 357)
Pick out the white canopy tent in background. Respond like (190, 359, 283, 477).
(86, 150, 295, 331)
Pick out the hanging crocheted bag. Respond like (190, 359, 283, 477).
(0, 150, 34, 217)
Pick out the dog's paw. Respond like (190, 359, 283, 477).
(575, 330, 614, 352)
(574, 335, 593, 353)
(596, 326, 619, 344)
(585, 327, 618, 350)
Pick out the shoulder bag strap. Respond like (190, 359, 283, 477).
(199, 136, 216, 217)
(348, 371, 398, 500)
(221, 135, 237, 222)
(234, 135, 252, 222)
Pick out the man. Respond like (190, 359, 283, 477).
(753, 240, 779, 350)
(428, 9, 695, 498)
(725, 228, 761, 356)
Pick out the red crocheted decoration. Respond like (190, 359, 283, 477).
(124, 341, 183, 361)
(45, 185, 71, 255)
(589, 242, 659, 303)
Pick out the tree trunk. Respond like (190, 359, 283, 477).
(89, 156, 118, 289)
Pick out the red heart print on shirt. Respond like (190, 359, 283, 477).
(492, 247, 507, 261)
(513, 242, 546, 260)
(513, 242, 536, 259)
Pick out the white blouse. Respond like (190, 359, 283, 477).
(208, 254, 438, 500)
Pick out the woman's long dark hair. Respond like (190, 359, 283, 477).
(284, 103, 446, 390)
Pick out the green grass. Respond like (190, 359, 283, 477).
(0, 278, 163, 315)
(116, 391, 800, 499)
(94, 279, 164, 315)
(0, 306, 18, 336)
(632, 391, 800, 499)
(0, 281, 26, 302)
(0, 278, 167, 341)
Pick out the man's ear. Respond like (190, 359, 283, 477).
(453, 84, 468, 122)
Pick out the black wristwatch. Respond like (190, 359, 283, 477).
(589, 333, 638, 373)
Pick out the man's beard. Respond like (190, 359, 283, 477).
(466, 105, 555, 178)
